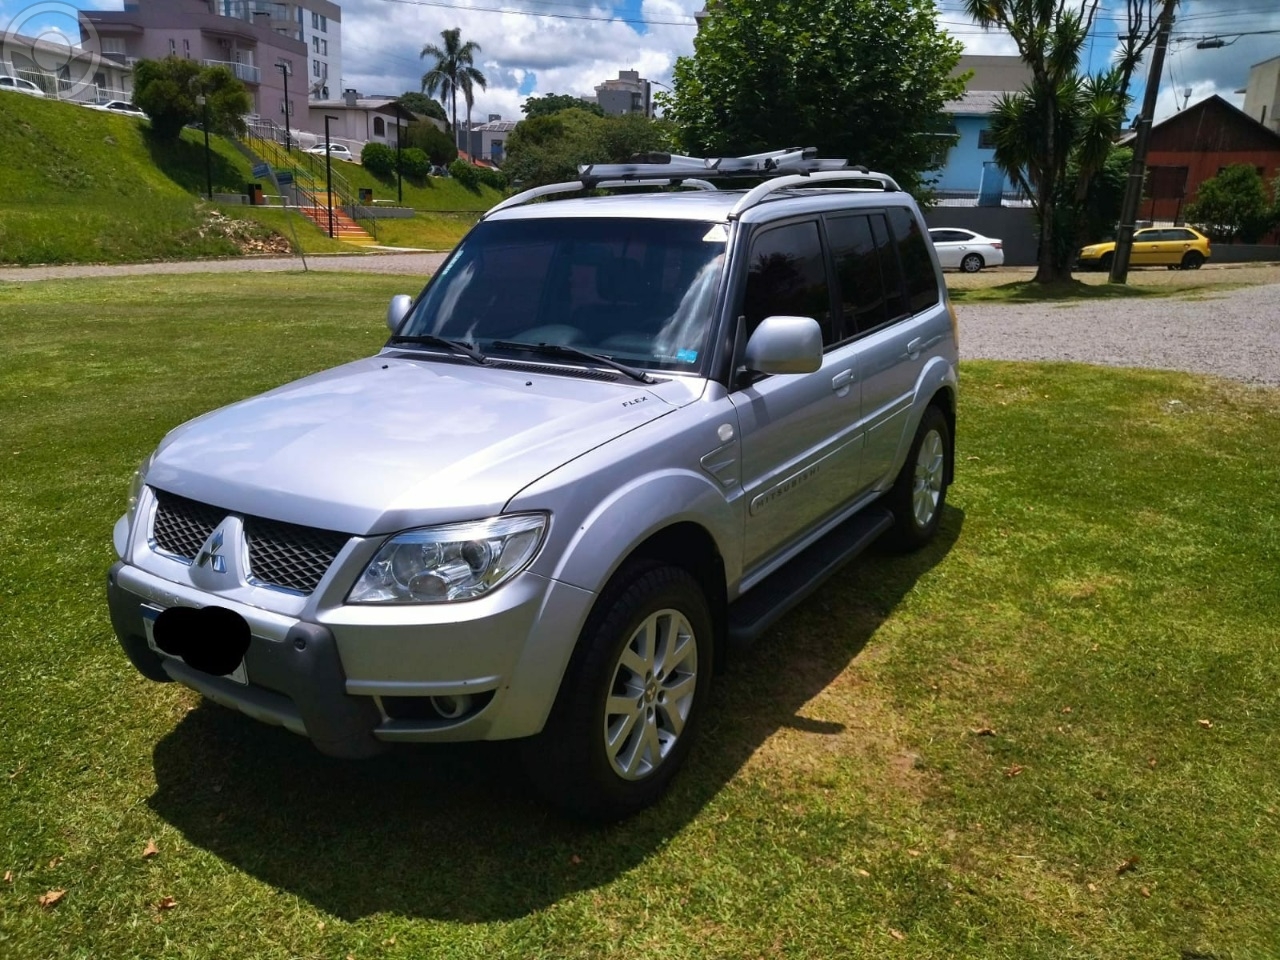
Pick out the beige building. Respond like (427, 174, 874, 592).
(1241, 54, 1280, 133)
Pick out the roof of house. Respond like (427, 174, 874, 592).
(1142, 94, 1280, 150)
(945, 91, 1008, 116)
(472, 119, 518, 133)
(308, 98, 416, 120)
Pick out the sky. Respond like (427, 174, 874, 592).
(2, 0, 1278, 124)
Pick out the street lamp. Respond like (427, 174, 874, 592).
(276, 61, 292, 153)
(323, 114, 338, 238)
(196, 93, 212, 200)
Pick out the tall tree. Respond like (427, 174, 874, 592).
(964, 0, 1104, 282)
(663, 0, 965, 196)
(420, 27, 486, 154)
(458, 62, 488, 159)
(132, 57, 251, 141)
(522, 93, 603, 119)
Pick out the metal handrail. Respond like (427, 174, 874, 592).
(243, 119, 379, 240)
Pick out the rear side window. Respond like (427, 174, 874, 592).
(828, 215, 891, 335)
(742, 221, 834, 345)
(886, 207, 939, 314)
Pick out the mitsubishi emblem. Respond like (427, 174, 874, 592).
(195, 529, 228, 574)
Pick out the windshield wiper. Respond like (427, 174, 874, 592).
(490, 341, 656, 384)
(386, 334, 488, 365)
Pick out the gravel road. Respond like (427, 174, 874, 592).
(0, 251, 448, 282)
(957, 282, 1280, 386)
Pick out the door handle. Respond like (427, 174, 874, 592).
(906, 337, 923, 358)
(831, 369, 854, 392)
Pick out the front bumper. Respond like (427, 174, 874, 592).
(106, 560, 594, 757)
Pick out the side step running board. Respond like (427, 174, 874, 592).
(727, 506, 894, 648)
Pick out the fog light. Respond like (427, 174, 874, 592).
(430, 694, 473, 719)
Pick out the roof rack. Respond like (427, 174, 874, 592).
(484, 147, 901, 220)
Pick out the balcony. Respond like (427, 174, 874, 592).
(202, 59, 261, 84)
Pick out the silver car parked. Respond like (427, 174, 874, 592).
(107, 149, 959, 819)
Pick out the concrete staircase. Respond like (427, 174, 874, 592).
(299, 194, 376, 246)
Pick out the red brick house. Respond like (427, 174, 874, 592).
(1135, 95, 1280, 223)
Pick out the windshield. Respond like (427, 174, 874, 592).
(399, 217, 727, 374)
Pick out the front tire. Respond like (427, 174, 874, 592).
(1099, 252, 1114, 272)
(883, 405, 951, 552)
(960, 252, 984, 273)
(523, 564, 713, 820)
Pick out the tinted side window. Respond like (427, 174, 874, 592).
(828, 215, 889, 336)
(870, 214, 908, 322)
(743, 221, 834, 344)
(887, 207, 939, 314)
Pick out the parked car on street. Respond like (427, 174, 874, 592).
(106, 148, 959, 820)
(0, 75, 45, 97)
(1077, 226, 1211, 271)
(306, 143, 355, 161)
(95, 100, 148, 117)
(928, 227, 1004, 272)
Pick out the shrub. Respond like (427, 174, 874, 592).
(476, 166, 508, 191)
(360, 142, 395, 179)
(398, 147, 431, 181)
(449, 158, 480, 191)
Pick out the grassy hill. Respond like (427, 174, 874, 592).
(0, 93, 279, 264)
(0, 94, 497, 264)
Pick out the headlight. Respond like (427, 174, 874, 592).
(347, 514, 548, 604)
(125, 452, 154, 530)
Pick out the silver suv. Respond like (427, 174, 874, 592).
(107, 149, 959, 819)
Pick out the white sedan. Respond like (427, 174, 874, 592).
(0, 75, 45, 97)
(305, 143, 355, 161)
(928, 228, 1005, 273)
(99, 100, 148, 117)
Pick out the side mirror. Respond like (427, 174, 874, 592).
(742, 315, 823, 375)
(386, 294, 412, 333)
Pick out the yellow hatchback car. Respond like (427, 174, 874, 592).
(1077, 226, 1211, 271)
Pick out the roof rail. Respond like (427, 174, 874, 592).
(728, 169, 902, 219)
(484, 177, 718, 218)
(483, 148, 900, 218)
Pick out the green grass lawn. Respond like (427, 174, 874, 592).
(1, 273, 1278, 958)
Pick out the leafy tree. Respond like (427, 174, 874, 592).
(662, 0, 965, 196)
(420, 28, 486, 153)
(1050, 144, 1131, 261)
(405, 120, 458, 167)
(448, 158, 480, 190)
(397, 91, 448, 125)
(1186, 164, 1276, 242)
(133, 57, 251, 141)
(502, 109, 675, 188)
(522, 93, 603, 119)
(399, 147, 432, 181)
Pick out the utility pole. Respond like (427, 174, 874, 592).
(276, 61, 292, 154)
(324, 115, 337, 238)
(1109, 0, 1177, 284)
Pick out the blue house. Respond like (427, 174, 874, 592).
(929, 56, 1031, 205)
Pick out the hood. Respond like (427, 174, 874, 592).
(147, 355, 693, 534)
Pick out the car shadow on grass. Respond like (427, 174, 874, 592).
(147, 506, 963, 922)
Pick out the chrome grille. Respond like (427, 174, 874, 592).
(152, 490, 222, 560)
(244, 516, 349, 594)
(148, 488, 349, 594)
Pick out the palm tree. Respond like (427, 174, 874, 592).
(420, 27, 486, 156)
(458, 65, 488, 160)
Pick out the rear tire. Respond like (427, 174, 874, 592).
(1181, 251, 1204, 270)
(960, 253, 984, 273)
(522, 564, 713, 820)
(883, 405, 951, 552)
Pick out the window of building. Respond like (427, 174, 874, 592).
(319, 14, 327, 32)
(978, 127, 996, 150)
(168, 39, 176, 56)
(313, 37, 319, 52)
(183, 39, 190, 58)
(102, 37, 125, 55)
(320, 39, 327, 54)
(313, 59, 321, 77)
(311, 11, 319, 28)
(742, 221, 834, 345)
(373, 116, 385, 137)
